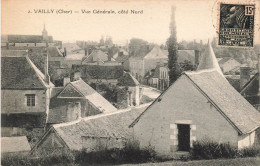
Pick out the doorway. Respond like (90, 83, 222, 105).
(177, 124, 190, 151)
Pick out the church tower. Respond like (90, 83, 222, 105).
(42, 24, 48, 42)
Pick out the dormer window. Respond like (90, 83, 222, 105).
(26, 94, 35, 106)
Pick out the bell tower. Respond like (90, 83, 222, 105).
(42, 24, 48, 42)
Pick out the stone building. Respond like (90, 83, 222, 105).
(1, 55, 54, 141)
(117, 72, 142, 107)
(31, 107, 145, 155)
(46, 79, 117, 128)
(129, 44, 260, 157)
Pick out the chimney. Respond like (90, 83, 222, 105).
(63, 48, 67, 57)
(240, 66, 250, 90)
(45, 50, 50, 84)
(63, 77, 70, 87)
(195, 50, 200, 66)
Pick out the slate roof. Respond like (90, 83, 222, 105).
(82, 50, 108, 63)
(130, 69, 260, 134)
(48, 106, 147, 151)
(1, 136, 31, 153)
(72, 64, 124, 80)
(3, 35, 53, 43)
(1, 50, 28, 57)
(186, 70, 260, 134)
(1, 56, 53, 89)
(118, 72, 139, 86)
(47, 47, 63, 57)
(240, 73, 259, 96)
(57, 79, 117, 111)
(177, 50, 196, 64)
(197, 43, 223, 76)
(144, 46, 168, 59)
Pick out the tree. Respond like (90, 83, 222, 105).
(100, 36, 105, 46)
(128, 38, 148, 56)
(168, 6, 181, 84)
(180, 60, 196, 71)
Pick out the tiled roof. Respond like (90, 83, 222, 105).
(185, 70, 260, 134)
(1, 56, 53, 89)
(1, 136, 31, 153)
(62, 43, 81, 53)
(240, 73, 259, 96)
(51, 106, 147, 150)
(118, 72, 139, 86)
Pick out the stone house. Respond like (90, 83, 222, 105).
(129, 69, 260, 157)
(113, 48, 130, 71)
(1, 55, 54, 141)
(145, 63, 169, 90)
(31, 107, 145, 155)
(218, 57, 241, 74)
(1, 136, 31, 157)
(117, 72, 142, 107)
(82, 49, 109, 64)
(71, 64, 124, 85)
(46, 79, 117, 128)
(129, 46, 168, 82)
(129, 43, 260, 157)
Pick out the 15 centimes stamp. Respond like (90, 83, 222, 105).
(218, 3, 255, 48)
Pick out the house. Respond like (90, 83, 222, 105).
(218, 57, 241, 74)
(1, 25, 60, 48)
(130, 69, 260, 157)
(31, 106, 146, 155)
(117, 72, 142, 107)
(71, 64, 124, 85)
(82, 49, 109, 64)
(1, 136, 31, 157)
(1, 55, 54, 138)
(129, 43, 260, 157)
(47, 79, 117, 128)
(145, 63, 169, 90)
(240, 72, 260, 111)
(129, 46, 167, 82)
(177, 50, 200, 67)
(113, 48, 130, 71)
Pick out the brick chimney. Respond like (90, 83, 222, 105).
(240, 66, 250, 90)
(45, 50, 50, 84)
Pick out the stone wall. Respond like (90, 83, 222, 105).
(133, 75, 239, 157)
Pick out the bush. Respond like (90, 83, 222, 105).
(238, 146, 260, 157)
(190, 139, 237, 160)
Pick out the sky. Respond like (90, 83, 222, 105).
(1, 0, 260, 45)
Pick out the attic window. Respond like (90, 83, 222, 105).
(26, 94, 35, 107)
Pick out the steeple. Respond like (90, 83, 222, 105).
(197, 40, 223, 76)
(42, 23, 48, 42)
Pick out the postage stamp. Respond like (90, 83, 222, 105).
(217, 3, 255, 48)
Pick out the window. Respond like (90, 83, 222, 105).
(26, 94, 35, 106)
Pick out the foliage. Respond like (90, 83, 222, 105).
(168, 7, 181, 84)
(237, 146, 260, 158)
(129, 38, 149, 56)
(190, 138, 260, 160)
(179, 60, 197, 71)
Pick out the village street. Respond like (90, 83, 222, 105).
(141, 85, 161, 99)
